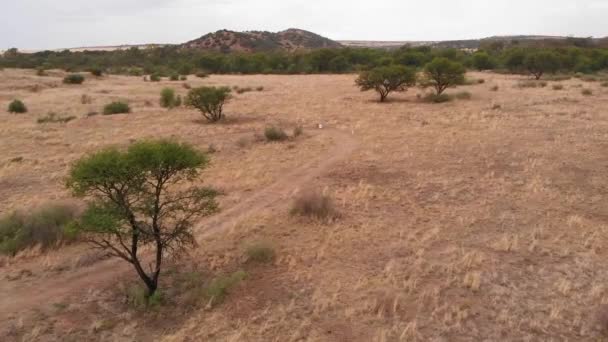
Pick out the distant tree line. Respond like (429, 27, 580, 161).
(2, 44, 608, 76)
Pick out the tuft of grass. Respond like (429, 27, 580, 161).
(63, 74, 85, 85)
(544, 74, 572, 81)
(490, 85, 499, 91)
(454, 91, 472, 100)
(169, 74, 179, 81)
(80, 94, 93, 104)
(205, 270, 247, 306)
(291, 190, 338, 221)
(0, 203, 79, 256)
(601, 82, 608, 87)
(180, 75, 188, 81)
(293, 126, 303, 137)
(264, 126, 288, 142)
(160, 88, 178, 108)
(245, 242, 276, 263)
(256, 86, 264, 91)
(126, 285, 164, 310)
(37, 112, 76, 124)
(517, 80, 547, 88)
(477, 79, 485, 84)
(552, 84, 564, 90)
(195, 72, 209, 78)
(8, 99, 27, 113)
(582, 89, 593, 96)
(103, 101, 131, 115)
(423, 93, 452, 103)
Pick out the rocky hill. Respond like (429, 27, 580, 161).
(182, 28, 342, 52)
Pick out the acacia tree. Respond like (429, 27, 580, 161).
(524, 51, 561, 80)
(185, 86, 231, 122)
(423, 58, 466, 95)
(66, 140, 219, 297)
(355, 65, 417, 102)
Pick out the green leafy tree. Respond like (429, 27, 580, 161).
(66, 140, 219, 297)
(502, 48, 527, 73)
(471, 51, 496, 71)
(524, 51, 561, 80)
(355, 65, 417, 102)
(185, 86, 231, 122)
(423, 58, 466, 95)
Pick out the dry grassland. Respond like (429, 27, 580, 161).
(1, 68, 608, 341)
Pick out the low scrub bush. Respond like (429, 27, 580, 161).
(601, 82, 608, 87)
(552, 84, 564, 90)
(291, 190, 337, 221)
(205, 270, 247, 306)
(160, 88, 178, 108)
(8, 99, 27, 113)
(81, 94, 93, 104)
(0, 203, 79, 256)
(245, 242, 276, 263)
(89, 68, 103, 77)
(256, 86, 264, 91)
(517, 80, 547, 88)
(423, 93, 452, 103)
(490, 85, 499, 91)
(150, 74, 161, 82)
(36, 67, 47, 76)
(180, 75, 188, 81)
(169, 74, 180, 81)
(37, 112, 76, 124)
(544, 74, 572, 81)
(293, 126, 303, 137)
(185, 86, 231, 122)
(63, 74, 85, 84)
(264, 126, 288, 141)
(454, 91, 472, 100)
(582, 89, 593, 96)
(103, 101, 131, 115)
(195, 72, 209, 78)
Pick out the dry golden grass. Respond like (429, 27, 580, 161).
(2, 68, 608, 340)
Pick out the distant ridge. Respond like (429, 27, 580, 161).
(182, 28, 342, 52)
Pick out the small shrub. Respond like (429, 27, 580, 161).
(264, 126, 288, 141)
(126, 285, 163, 309)
(185, 86, 231, 123)
(490, 85, 499, 91)
(195, 72, 209, 78)
(492, 104, 502, 110)
(150, 74, 161, 82)
(245, 242, 275, 263)
(545, 74, 572, 81)
(517, 80, 547, 88)
(477, 79, 485, 84)
(235, 86, 253, 94)
(183, 83, 191, 89)
(582, 89, 593, 96)
(103, 101, 131, 115)
(0, 203, 79, 256)
(207, 144, 217, 153)
(36, 67, 47, 76)
(89, 68, 103, 77)
(37, 112, 76, 124)
(175, 95, 182, 107)
(169, 74, 179, 81)
(205, 270, 247, 306)
(601, 82, 608, 87)
(256, 86, 264, 91)
(454, 91, 472, 100)
(293, 126, 303, 137)
(180, 75, 188, 81)
(423, 93, 452, 103)
(63, 74, 85, 85)
(81, 94, 93, 104)
(552, 84, 564, 90)
(160, 88, 177, 108)
(8, 99, 27, 113)
(291, 190, 337, 221)
(86, 111, 99, 117)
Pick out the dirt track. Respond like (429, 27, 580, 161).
(0, 128, 358, 325)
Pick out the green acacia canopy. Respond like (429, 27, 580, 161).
(355, 65, 417, 102)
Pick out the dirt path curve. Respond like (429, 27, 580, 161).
(0, 129, 358, 323)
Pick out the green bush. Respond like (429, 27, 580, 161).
(264, 126, 288, 141)
(169, 74, 179, 81)
(8, 99, 27, 113)
(180, 75, 188, 81)
(195, 72, 209, 78)
(517, 80, 548, 88)
(150, 74, 161, 82)
(245, 242, 276, 263)
(0, 203, 79, 256)
(63, 74, 85, 84)
(185, 86, 231, 122)
(160, 88, 178, 108)
(423, 93, 452, 103)
(103, 101, 131, 115)
(355, 65, 417, 102)
(472, 52, 496, 71)
(90, 68, 103, 77)
(423, 58, 466, 95)
(524, 51, 561, 80)
(36, 67, 47, 76)
(582, 89, 593, 96)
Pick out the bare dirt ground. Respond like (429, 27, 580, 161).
(2, 69, 608, 341)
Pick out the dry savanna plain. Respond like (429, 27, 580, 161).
(2, 68, 608, 341)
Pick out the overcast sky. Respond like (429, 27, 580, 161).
(3, 0, 608, 50)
